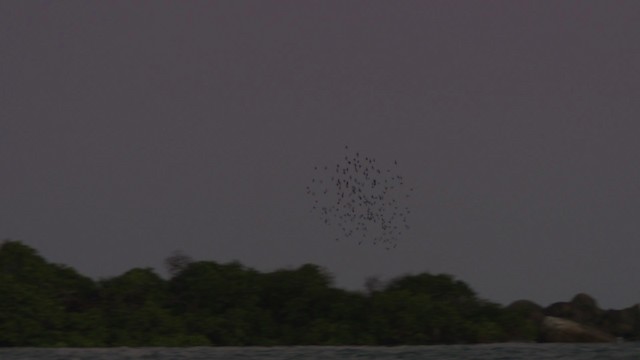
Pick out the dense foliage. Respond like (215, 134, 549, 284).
(0, 240, 536, 347)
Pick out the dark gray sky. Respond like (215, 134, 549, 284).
(2, 1, 640, 309)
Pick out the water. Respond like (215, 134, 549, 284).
(1, 343, 638, 360)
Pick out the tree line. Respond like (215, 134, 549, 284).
(0, 239, 537, 347)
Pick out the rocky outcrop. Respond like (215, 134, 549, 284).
(508, 293, 640, 342)
(545, 293, 604, 326)
(539, 316, 616, 343)
(601, 304, 640, 339)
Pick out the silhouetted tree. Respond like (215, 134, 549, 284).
(0, 240, 546, 346)
(164, 250, 193, 278)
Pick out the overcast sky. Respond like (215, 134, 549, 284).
(2, 1, 640, 309)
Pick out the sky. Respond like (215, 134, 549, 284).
(2, 1, 640, 309)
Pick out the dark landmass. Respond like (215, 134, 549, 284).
(0, 239, 637, 347)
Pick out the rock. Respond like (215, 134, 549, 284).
(571, 293, 598, 309)
(539, 316, 616, 343)
(545, 293, 603, 326)
(601, 304, 640, 339)
(510, 294, 638, 342)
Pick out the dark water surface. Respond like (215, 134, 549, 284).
(1, 343, 639, 360)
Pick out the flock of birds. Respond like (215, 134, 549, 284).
(306, 146, 412, 250)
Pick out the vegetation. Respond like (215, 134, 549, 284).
(0, 239, 537, 347)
